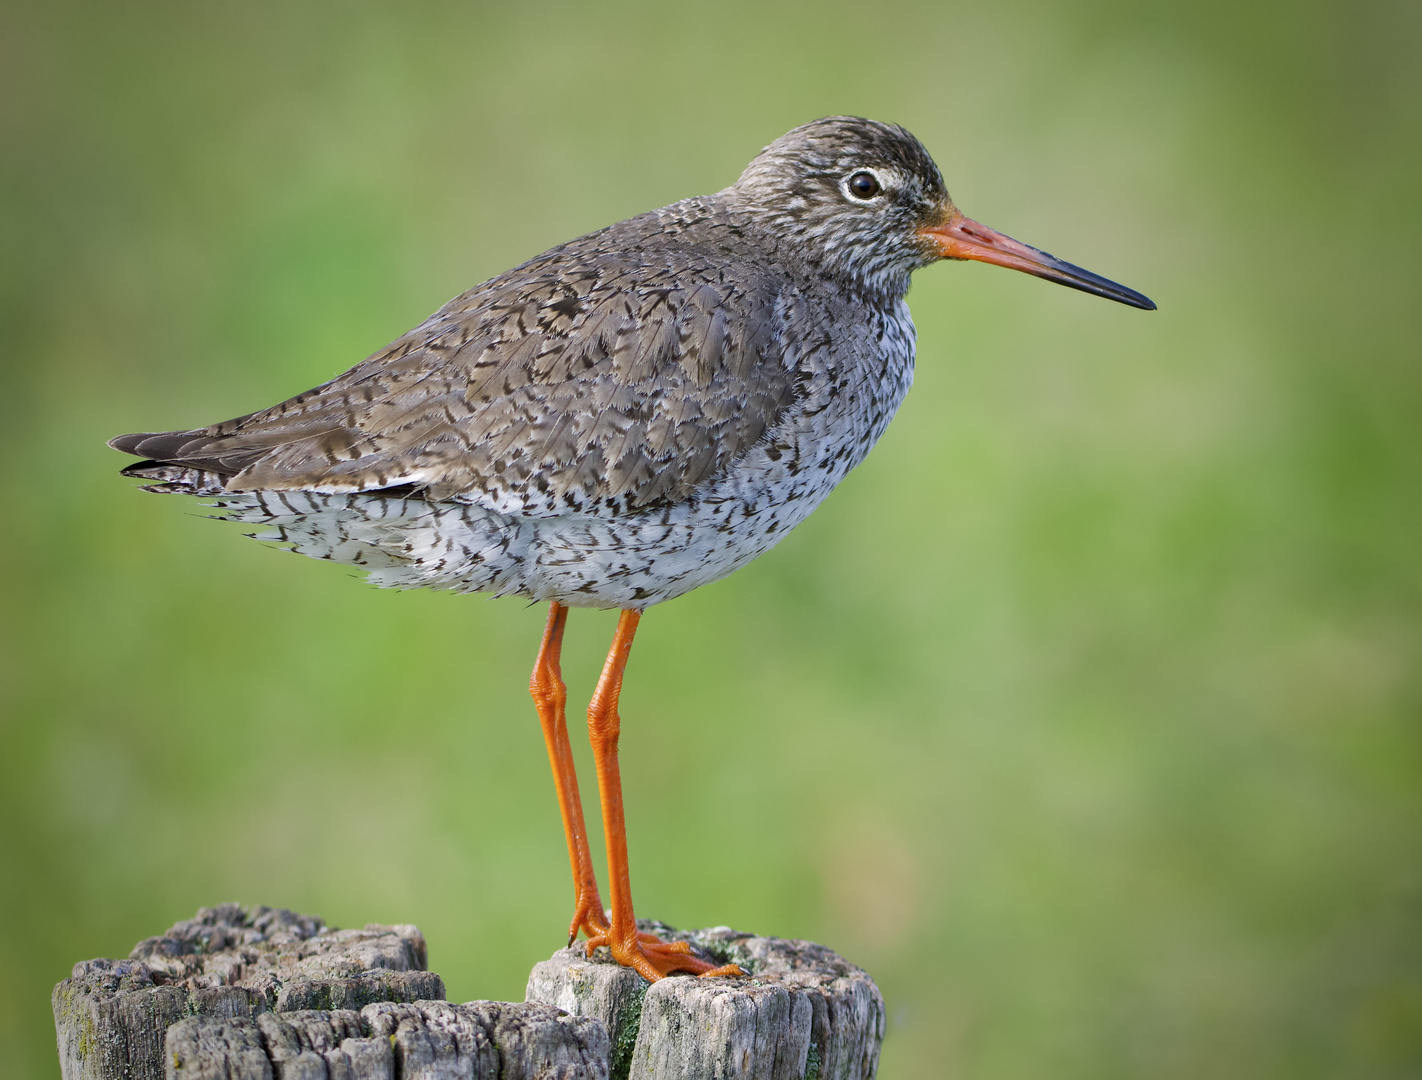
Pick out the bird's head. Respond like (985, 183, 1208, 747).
(732, 116, 1154, 310)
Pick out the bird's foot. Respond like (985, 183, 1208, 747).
(581, 926, 743, 982)
(566, 892, 672, 954)
(566, 890, 612, 947)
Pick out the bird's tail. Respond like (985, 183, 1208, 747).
(113, 459, 231, 496)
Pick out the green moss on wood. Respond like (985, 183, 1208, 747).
(608, 978, 647, 1080)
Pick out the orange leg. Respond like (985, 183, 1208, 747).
(580, 610, 742, 982)
(529, 602, 609, 945)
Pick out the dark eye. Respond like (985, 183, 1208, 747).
(847, 171, 882, 200)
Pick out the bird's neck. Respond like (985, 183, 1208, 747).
(712, 194, 915, 306)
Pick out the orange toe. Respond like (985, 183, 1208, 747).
(698, 963, 744, 979)
(567, 899, 610, 947)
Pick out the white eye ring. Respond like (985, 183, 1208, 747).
(844, 170, 884, 201)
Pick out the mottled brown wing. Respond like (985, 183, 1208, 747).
(113, 242, 798, 512)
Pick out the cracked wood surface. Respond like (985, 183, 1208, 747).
(53, 904, 882, 1080)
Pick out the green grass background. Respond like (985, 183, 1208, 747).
(2, 1, 1419, 1077)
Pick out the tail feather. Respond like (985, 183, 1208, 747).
(118, 461, 230, 496)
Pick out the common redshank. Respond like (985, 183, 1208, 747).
(111, 117, 1154, 982)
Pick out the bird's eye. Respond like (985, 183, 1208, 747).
(847, 171, 882, 200)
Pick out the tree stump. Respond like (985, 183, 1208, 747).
(52, 904, 445, 1080)
(53, 905, 883, 1080)
(527, 921, 885, 1080)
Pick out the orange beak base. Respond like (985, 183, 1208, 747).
(920, 211, 1155, 310)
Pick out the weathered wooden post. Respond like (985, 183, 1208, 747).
(53, 904, 884, 1080)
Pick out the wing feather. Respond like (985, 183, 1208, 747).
(112, 210, 800, 512)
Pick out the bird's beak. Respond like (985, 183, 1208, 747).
(919, 210, 1156, 310)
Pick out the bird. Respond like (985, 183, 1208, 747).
(110, 116, 1154, 983)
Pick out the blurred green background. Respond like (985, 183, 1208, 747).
(2, 1, 1419, 1077)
